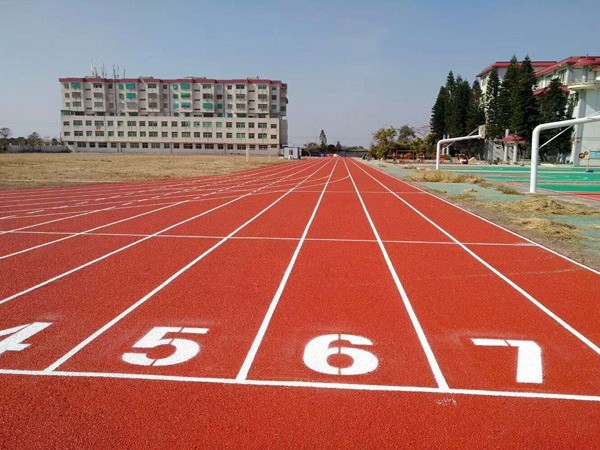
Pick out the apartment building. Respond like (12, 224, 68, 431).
(477, 56, 600, 164)
(59, 76, 288, 154)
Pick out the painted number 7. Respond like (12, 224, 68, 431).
(122, 326, 209, 367)
(472, 338, 543, 384)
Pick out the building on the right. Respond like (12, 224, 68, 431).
(477, 56, 600, 165)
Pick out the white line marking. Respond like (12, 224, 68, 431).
(353, 160, 600, 357)
(0, 161, 323, 307)
(363, 161, 600, 276)
(0, 369, 599, 403)
(236, 161, 338, 381)
(345, 159, 449, 391)
(45, 161, 332, 371)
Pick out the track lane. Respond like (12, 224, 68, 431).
(43, 161, 334, 374)
(241, 161, 441, 387)
(0, 161, 330, 371)
(349, 160, 600, 395)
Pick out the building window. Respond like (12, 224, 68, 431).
(108, 131, 114, 137)
(148, 121, 157, 127)
(270, 134, 277, 139)
(216, 132, 223, 138)
(118, 131, 124, 137)
(107, 120, 114, 126)
(140, 131, 146, 137)
(258, 123, 267, 128)
(236, 123, 246, 128)
(161, 121, 168, 126)
(271, 124, 277, 128)
(98, 142, 107, 148)
(238, 145, 246, 150)
(226, 122, 232, 128)
(171, 122, 178, 127)
(236, 133, 245, 139)
(181, 121, 190, 127)
(77, 142, 86, 147)
(130, 143, 139, 148)
(128, 131, 137, 137)
(182, 132, 191, 138)
(162, 132, 168, 137)
(151, 143, 160, 149)
(258, 133, 267, 139)
(142, 143, 148, 148)
(89, 142, 96, 148)
(172, 132, 178, 138)
(258, 85, 267, 90)
(249, 133, 255, 138)
(193, 121, 201, 127)
(149, 131, 158, 137)
(95, 131, 104, 136)
(194, 132, 201, 138)
(203, 132, 212, 138)
(126, 83, 136, 90)
(86, 131, 92, 137)
(74, 131, 84, 137)
(73, 120, 83, 126)
(226, 133, 233, 138)
(248, 122, 255, 128)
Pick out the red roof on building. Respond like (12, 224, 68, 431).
(534, 56, 600, 77)
(500, 134, 525, 143)
(477, 61, 556, 77)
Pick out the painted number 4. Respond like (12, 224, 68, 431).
(472, 338, 543, 384)
(123, 326, 209, 367)
(0, 322, 52, 356)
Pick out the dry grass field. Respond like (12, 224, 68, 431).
(0, 153, 288, 189)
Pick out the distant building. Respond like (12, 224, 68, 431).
(477, 56, 600, 164)
(59, 76, 288, 154)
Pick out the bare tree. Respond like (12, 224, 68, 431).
(26, 132, 43, 152)
(0, 127, 11, 151)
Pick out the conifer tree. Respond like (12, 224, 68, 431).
(430, 86, 448, 140)
(485, 70, 502, 139)
(512, 56, 539, 140)
(497, 56, 520, 136)
(538, 78, 571, 160)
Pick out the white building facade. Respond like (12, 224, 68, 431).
(59, 77, 288, 154)
(477, 56, 600, 165)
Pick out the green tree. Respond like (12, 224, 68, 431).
(397, 125, 416, 143)
(371, 127, 397, 159)
(447, 76, 471, 137)
(511, 56, 539, 140)
(538, 78, 572, 161)
(318, 129, 327, 150)
(497, 56, 520, 136)
(485, 70, 503, 139)
(430, 86, 448, 140)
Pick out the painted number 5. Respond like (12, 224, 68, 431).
(303, 334, 378, 376)
(123, 326, 209, 367)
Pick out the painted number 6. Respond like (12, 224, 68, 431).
(122, 326, 208, 367)
(303, 334, 378, 376)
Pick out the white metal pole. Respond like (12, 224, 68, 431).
(435, 134, 484, 170)
(530, 114, 600, 193)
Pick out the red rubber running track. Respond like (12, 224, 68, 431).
(1, 158, 599, 447)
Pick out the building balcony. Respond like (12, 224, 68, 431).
(568, 78, 599, 91)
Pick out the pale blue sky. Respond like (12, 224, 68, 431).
(1, 0, 599, 147)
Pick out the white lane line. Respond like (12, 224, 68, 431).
(236, 161, 338, 381)
(0, 161, 302, 212)
(45, 161, 332, 372)
(345, 159, 449, 391)
(0, 201, 186, 260)
(6, 229, 539, 247)
(0, 161, 322, 307)
(0, 162, 310, 259)
(363, 161, 600, 276)
(353, 160, 600, 357)
(0, 369, 599, 403)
